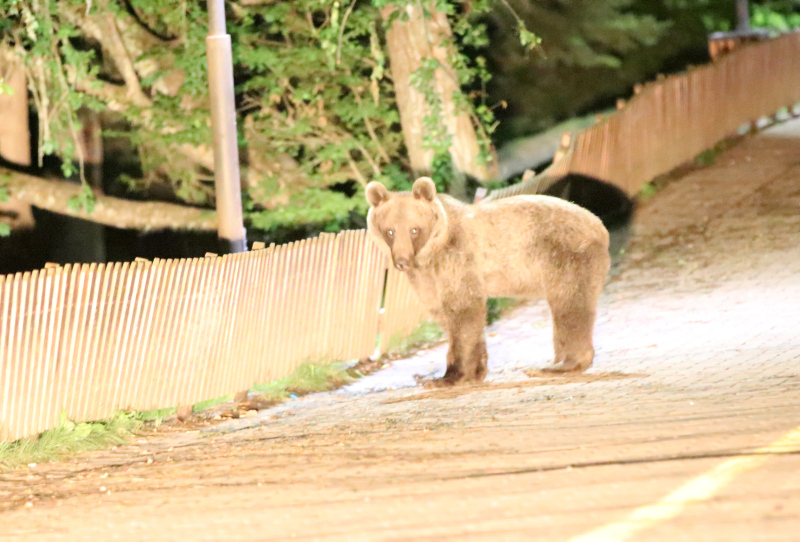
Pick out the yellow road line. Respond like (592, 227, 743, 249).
(571, 426, 800, 542)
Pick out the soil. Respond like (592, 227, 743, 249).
(2, 119, 800, 541)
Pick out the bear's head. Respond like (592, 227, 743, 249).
(365, 177, 448, 271)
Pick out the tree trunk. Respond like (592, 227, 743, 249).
(0, 50, 35, 230)
(74, 107, 107, 262)
(0, 51, 31, 166)
(77, 107, 104, 189)
(382, 3, 497, 193)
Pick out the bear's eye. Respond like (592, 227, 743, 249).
(410, 227, 419, 237)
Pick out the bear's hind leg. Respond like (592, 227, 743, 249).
(543, 305, 596, 372)
(541, 246, 608, 373)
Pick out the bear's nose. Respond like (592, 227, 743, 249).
(394, 258, 411, 271)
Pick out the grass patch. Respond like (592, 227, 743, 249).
(639, 182, 658, 201)
(486, 297, 519, 325)
(385, 320, 444, 357)
(192, 394, 235, 413)
(133, 395, 233, 425)
(135, 406, 177, 424)
(694, 148, 717, 167)
(0, 412, 140, 472)
(251, 360, 355, 401)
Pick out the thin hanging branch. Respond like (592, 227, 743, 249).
(351, 87, 392, 163)
(336, 0, 358, 65)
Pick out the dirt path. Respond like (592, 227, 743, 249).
(3, 120, 800, 541)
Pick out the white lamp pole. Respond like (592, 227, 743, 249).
(736, 0, 750, 33)
(206, 0, 246, 253)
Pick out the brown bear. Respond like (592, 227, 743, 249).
(366, 177, 610, 387)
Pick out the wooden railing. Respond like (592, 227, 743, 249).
(485, 32, 800, 201)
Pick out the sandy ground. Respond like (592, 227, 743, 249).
(2, 119, 800, 541)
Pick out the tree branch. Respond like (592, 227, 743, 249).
(102, 12, 152, 107)
(2, 168, 217, 231)
(351, 88, 392, 163)
(336, 0, 358, 66)
(345, 154, 368, 188)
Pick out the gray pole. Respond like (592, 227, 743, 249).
(206, 0, 247, 253)
(736, 0, 750, 33)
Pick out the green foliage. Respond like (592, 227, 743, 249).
(248, 188, 369, 231)
(486, 0, 678, 139)
(0, 177, 8, 204)
(639, 181, 658, 200)
(0, 174, 9, 237)
(0, 0, 379, 226)
(410, 57, 453, 158)
(0, 0, 530, 233)
(486, 297, 519, 324)
(232, 0, 406, 227)
(66, 183, 96, 214)
(0, 0, 95, 184)
(375, 162, 416, 191)
(0, 411, 140, 472)
(750, 1, 800, 32)
(385, 320, 444, 356)
(518, 25, 542, 51)
(1, 0, 711, 234)
(133, 406, 177, 424)
(430, 152, 456, 193)
(192, 395, 235, 414)
(694, 148, 717, 166)
(683, 0, 800, 34)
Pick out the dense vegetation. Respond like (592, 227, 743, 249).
(0, 0, 797, 239)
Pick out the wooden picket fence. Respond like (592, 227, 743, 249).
(485, 32, 800, 201)
(0, 230, 424, 442)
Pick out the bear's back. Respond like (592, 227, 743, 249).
(438, 194, 609, 298)
(444, 194, 608, 252)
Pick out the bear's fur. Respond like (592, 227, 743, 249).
(366, 177, 610, 387)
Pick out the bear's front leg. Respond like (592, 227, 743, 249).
(424, 299, 488, 388)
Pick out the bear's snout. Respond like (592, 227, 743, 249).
(393, 257, 412, 271)
(390, 234, 416, 271)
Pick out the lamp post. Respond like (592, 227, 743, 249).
(206, 0, 246, 253)
(736, 0, 750, 33)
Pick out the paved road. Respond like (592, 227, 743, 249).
(2, 120, 800, 541)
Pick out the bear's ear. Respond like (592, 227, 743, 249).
(412, 177, 437, 202)
(366, 182, 390, 207)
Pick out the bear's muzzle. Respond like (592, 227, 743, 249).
(393, 257, 412, 271)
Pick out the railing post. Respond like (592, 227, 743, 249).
(206, 0, 247, 254)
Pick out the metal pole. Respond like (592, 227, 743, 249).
(736, 0, 750, 33)
(206, 0, 246, 253)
